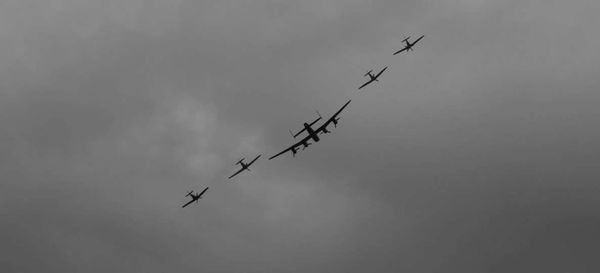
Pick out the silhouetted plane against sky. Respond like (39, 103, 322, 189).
(358, 67, 388, 90)
(393, 35, 424, 55)
(182, 187, 209, 208)
(228, 154, 261, 179)
(268, 99, 351, 160)
(289, 111, 322, 139)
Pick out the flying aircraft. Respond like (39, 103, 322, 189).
(289, 111, 322, 138)
(358, 67, 388, 90)
(182, 187, 209, 208)
(393, 35, 424, 55)
(268, 99, 351, 160)
(228, 154, 262, 179)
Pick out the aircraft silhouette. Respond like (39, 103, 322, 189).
(289, 111, 322, 138)
(269, 99, 351, 160)
(358, 67, 388, 90)
(182, 187, 209, 208)
(228, 154, 261, 179)
(393, 35, 424, 55)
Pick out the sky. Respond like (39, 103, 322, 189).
(1, 0, 600, 272)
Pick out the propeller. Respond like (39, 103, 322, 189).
(301, 142, 311, 150)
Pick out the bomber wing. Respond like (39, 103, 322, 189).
(316, 100, 351, 132)
(268, 137, 309, 160)
(292, 116, 322, 138)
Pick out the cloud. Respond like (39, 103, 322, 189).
(1, 0, 600, 272)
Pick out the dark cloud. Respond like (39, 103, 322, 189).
(1, 0, 600, 272)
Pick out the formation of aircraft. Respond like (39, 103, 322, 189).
(181, 34, 423, 208)
(393, 35, 424, 55)
(269, 99, 351, 160)
(182, 187, 209, 208)
(228, 155, 262, 179)
(358, 67, 388, 90)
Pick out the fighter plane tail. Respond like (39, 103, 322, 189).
(364, 70, 373, 77)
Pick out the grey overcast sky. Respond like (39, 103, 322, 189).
(1, 0, 600, 272)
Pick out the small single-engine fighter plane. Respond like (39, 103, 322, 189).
(182, 187, 209, 208)
(393, 35, 424, 55)
(268, 99, 351, 160)
(358, 67, 388, 90)
(228, 154, 261, 179)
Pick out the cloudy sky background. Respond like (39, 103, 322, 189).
(1, 0, 600, 272)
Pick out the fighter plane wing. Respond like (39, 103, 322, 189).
(247, 154, 261, 166)
(358, 78, 374, 90)
(393, 46, 408, 55)
(374, 67, 388, 78)
(199, 187, 209, 197)
(228, 168, 246, 179)
(316, 99, 351, 132)
(182, 199, 195, 208)
(268, 136, 309, 160)
(413, 35, 424, 45)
